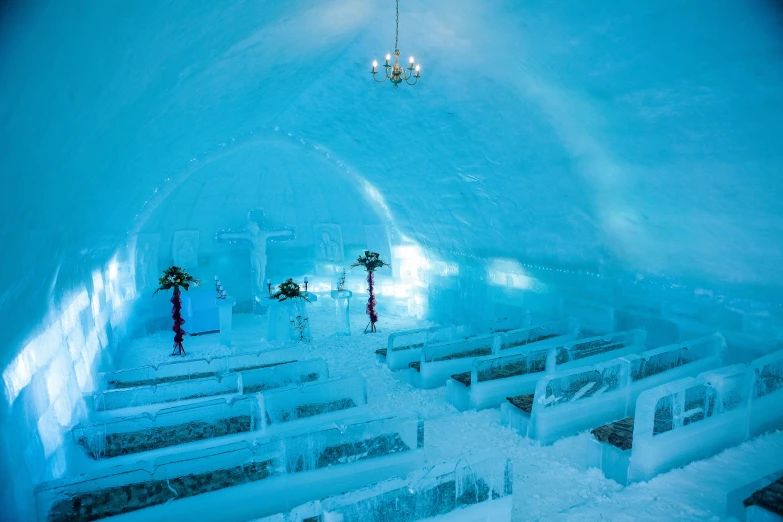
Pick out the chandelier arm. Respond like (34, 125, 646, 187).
(405, 75, 419, 86)
(372, 73, 389, 84)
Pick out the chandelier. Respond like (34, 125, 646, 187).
(372, 0, 420, 88)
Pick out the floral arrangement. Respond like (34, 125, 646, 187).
(350, 251, 388, 272)
(349, 251, 389, 333)
(154, 266, 200, 356)
(270, 278, 310, 302)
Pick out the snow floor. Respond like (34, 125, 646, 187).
(120, 301, 783, 521)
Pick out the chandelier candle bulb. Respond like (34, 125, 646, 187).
(416, 64, 420, 76)
(409, 56, 415, 68)
(386, 53, 391, 66)
(372, 60, 378, 73)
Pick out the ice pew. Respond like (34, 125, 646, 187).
(749, 350, 783, 437)
(101, 345, 303, 389)
(73, 396, 263, 461)
(585, 359, 783, 485)
(726, 470, 783, 522)
(259, 374, 368, 433)
(91, 358, 329, 412)
(266, 452, 512, 522)
(500, 334, 726, 444)
(743, 476, 783, 522)
(35, 411, 425, 522)
(410, 319, 579, 390)
(92, 372, 242, 412)
(77, 368, 354, 464)
(379, 316, 530, 371)
(447, 329, 646, 410)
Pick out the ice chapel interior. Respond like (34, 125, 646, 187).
(1, 1, 783, 521)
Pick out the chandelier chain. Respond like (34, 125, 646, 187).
(395, 0, 399, 52)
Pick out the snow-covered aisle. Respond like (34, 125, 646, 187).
(121, 304, 783, 521)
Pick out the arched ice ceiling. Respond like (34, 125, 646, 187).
(2, 0, 783, 364)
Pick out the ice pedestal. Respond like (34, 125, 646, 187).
(217, 297, 236, 347)
(267, 293, 317, 342)
(181, 288, 220, 334)
(330, 289, 353, 336)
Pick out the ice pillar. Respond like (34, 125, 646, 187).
(330, 289, 353, 336)
(217, 297, 236, 347)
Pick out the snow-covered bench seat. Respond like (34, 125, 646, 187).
(410, 319, 579, 390)
(501, 334, 725, 444)
(102, 345, 303, 389)
(267, 451, 512, 522)
(382, 316, 530, 370)
(73, 396, 263, 461)
(448, 329, 646, 411)
(36, 411, 424, 522)
(586, 355, 783, 485)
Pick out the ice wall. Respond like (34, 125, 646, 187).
(2, 0, 783, 518)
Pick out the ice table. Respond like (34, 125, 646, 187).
(101, 345, 304, 389)
(381, 315, 531, 370)
(181, 288, 220, 334)
(501, 334, 725, 444)
(448, 329, 646, 411)
(73, 396, 263, 461)
(270, 451, 512, 522)
(267, 292, 317, 342)
(414, 319, 580, 390)
(36, 411, 425, 522)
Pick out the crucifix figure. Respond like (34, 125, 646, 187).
(218, 220, 293, 303)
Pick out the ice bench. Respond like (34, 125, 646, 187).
(409, 318, 579, 390)
(448, 329, 646, 410)
(91, 358, 329, 412)
(101, 345, 303, 389)
(500, 334, 725, 444)
(378, 315, 532, 370)
(743, 476, 783, 522)
(264, 451, 512, 522)
(36, 410, 425, 522)
(72, 370, 356, 463)
(587, 350, 783, 485)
